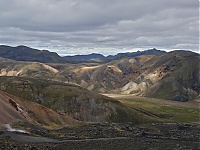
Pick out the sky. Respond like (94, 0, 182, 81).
(0, 0, 199, 56)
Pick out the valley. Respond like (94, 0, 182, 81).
(0, 45, 199, 149)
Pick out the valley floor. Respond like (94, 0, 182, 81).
(0, 123, 199, 150)
(104, 94, 199, 108)
(0, 94, 199, 150)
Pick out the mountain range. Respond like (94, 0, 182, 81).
(0, 45, 166, 63)
(56, 51, 200, 102)
(65, 48, 167, 62)
(0, 45, 199, 102)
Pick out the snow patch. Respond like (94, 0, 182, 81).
(4, 124, 28, 133)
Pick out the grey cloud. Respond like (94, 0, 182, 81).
(0, 0, 198, 55)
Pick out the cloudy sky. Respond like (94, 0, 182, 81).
(0, 0, 199, 55)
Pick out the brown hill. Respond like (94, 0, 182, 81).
(0, 90, 81, 128)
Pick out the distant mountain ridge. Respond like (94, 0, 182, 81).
(0, 45, 73, 63)
(0, 45, 166, 63)
(64, 48, 167, 62)
(65, 53, 105, 61)
(106, 48, 166, 60)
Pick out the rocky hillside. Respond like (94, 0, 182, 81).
(0, 90, 80, 128)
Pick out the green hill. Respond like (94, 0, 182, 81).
(0, 76, 162, 124)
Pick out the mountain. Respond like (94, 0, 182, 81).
(55, 51, 200, 101)
(0, 90, 81, 128)
(0, 45, 75, 63)
(57, 55, 154, 93)
(121, 50, 200, 101)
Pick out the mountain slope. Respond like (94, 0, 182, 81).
(0, 90, 81, 128)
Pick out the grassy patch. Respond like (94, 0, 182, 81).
(120, 99, 200, 123)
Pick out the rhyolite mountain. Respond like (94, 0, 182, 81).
(57, 55, 154, 93)
(56, 51, 200, 101)
(121, 50, 200, 101)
